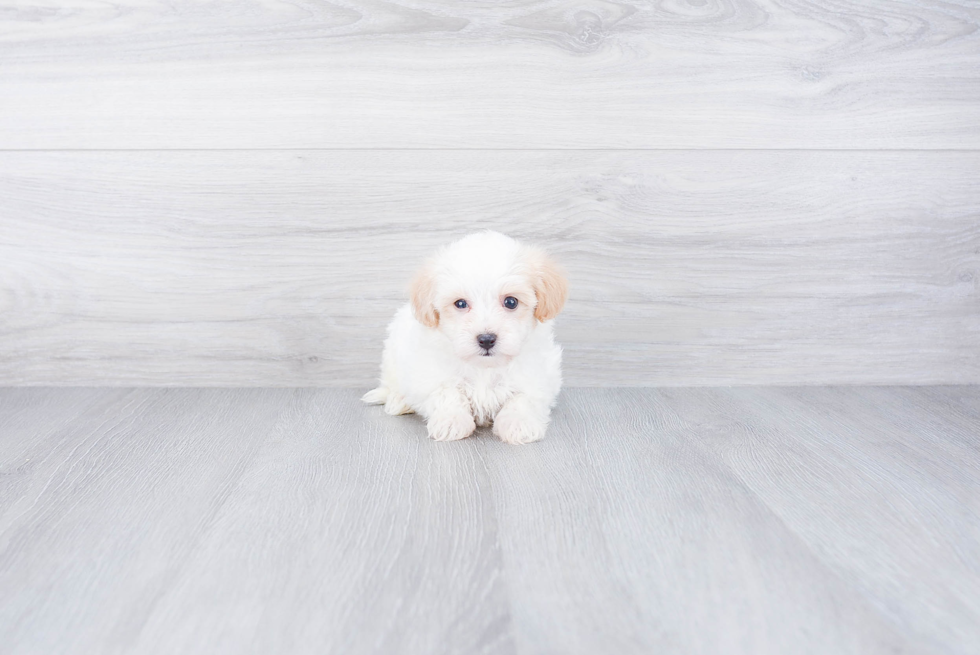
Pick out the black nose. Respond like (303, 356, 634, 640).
(477, 333, 497, 350)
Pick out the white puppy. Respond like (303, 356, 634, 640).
(362, 231, 568, 444)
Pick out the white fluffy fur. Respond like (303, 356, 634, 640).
(362, 231, 568, 444)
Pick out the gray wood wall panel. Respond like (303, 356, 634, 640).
(1, 1, 978, 148)
(3, 387, 979, 653)
(1, 1, 978, 385)
(1, 150, 977, 386)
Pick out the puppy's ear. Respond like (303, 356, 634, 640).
(525, 247, 568, 322)
(409, 262, 440, 328)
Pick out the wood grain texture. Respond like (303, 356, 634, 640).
(477, 388, 934, 654)
(0, 0, 978, 148)
(131, 390, 512, 655)
(657, 386, 980, 651)
(0, 388, 289, 654)
(927, 385, 980, 417)
(0, 388, 513, 655)
(2, 150, 977, 386)
(2, 386, 979, 654)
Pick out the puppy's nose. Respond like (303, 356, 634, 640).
(477, 333, 497, 350)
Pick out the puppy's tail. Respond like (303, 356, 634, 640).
(362, 387, 388, 405)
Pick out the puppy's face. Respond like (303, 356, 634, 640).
(410, 232, 567, 367)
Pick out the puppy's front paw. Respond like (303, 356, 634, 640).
(426, 411, 476, 442)
(493, 406, 546, 445)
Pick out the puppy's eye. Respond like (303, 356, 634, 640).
(454, 299, 468, 309)
(503, 296, 518, 310)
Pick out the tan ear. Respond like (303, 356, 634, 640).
(409, 263, 440, 328)
(527, 247, 568, 322)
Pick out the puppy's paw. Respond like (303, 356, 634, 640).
(426, 412, 476, 442)
(383, 394, 414, 416)
(493, 406, 546, 445)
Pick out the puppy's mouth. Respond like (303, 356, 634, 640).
(473, 348, 511, 366)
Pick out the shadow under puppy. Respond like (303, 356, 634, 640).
(363, 231, 568, 444)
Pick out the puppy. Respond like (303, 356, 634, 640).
(362, 231, 568, 444)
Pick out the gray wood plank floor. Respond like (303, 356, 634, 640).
(1, 387, 977, 654)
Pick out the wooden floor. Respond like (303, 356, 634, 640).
(1, 387, 977, 654)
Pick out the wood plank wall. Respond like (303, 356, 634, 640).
(1, 1, 978, 386)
